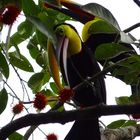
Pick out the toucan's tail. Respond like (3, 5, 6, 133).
(64, 119, 101, 140)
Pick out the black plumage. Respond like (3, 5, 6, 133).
(59, 42, 106, 140)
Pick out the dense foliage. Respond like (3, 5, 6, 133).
(0, 0, 140, 139)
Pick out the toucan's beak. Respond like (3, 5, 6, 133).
(56, 35, 70, 86)
(48, 36, 70, 89)
(47, 39, 63, 90)
(55, 36, 66, 62)
(44, 1, 94, 24)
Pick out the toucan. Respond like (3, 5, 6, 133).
(46, 1, 138, 140)
(47, 23, 106, 140)
(45, 0, 139, 95)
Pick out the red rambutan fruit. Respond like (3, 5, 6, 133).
(132, 114, 140, 119)
(0, 4, 20, 25)
(58, 87, 74, 103)
(46, 133, 58, 140)
(12, 102, 24, 114)
(33, 93, 48, 110)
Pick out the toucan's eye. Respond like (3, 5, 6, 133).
(55, 27, 65, 36)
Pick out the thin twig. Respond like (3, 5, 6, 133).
(22, 125, 37, 140)
(123, 22, 140, 33)
(3, 80, 20, 100)
(11, 65, 30, 101)
(22, 101, 33, 104)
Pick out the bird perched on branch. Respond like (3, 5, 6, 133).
(45, 0, 139, 139)
(45, 0, 139, 96)
(47, 23, 106, 140)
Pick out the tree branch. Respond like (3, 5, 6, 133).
(102, 125, 140, 140)
(133, 0, 140, 7)
(1, 104, 140, 140)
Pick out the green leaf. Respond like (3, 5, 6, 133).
(124, 72, 139, 85)
(28, 72, 50, 92)
(26, 15, 57, 48)
(28, 72, 44, 92)
(115, 96, 130, 105)
(57, 104, 65, 112)
(114, 55, 140, 84)
(9, 132, 23, 140)
(36, 52, 48, 68)
(10, 20, 34, 46)
(56, 12, 71, 23)
(0, 51, 9, 79)
(45, 9, 71, 23)
(95, 43, 130, 60)
(81, 3, 120, 30)
(22, 0, 39, 16)
(42, 89, 58, 108)
(121, 120, 137, 127)
(44, 89, 55, 96)
(36, 29, 48, 50)
(36, 53, 45, 68)
(17, 20, 34, 37)
(130, 94, 140, 103)
(49, 100, 65, 112)
(0, 88, 8, 115)
(38, 11, 54, 26)
(50, 82, 59, 94)
(9, 52, 34, 72)
(10, 32, 26, 46)
(112, 67, 128, 77)
(112, 66, 140, 85)
(42, 71, 51, 85)
(27, 35, 40, 59)
(107, 119, 126, 129)
(119, 55, 140, 70)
